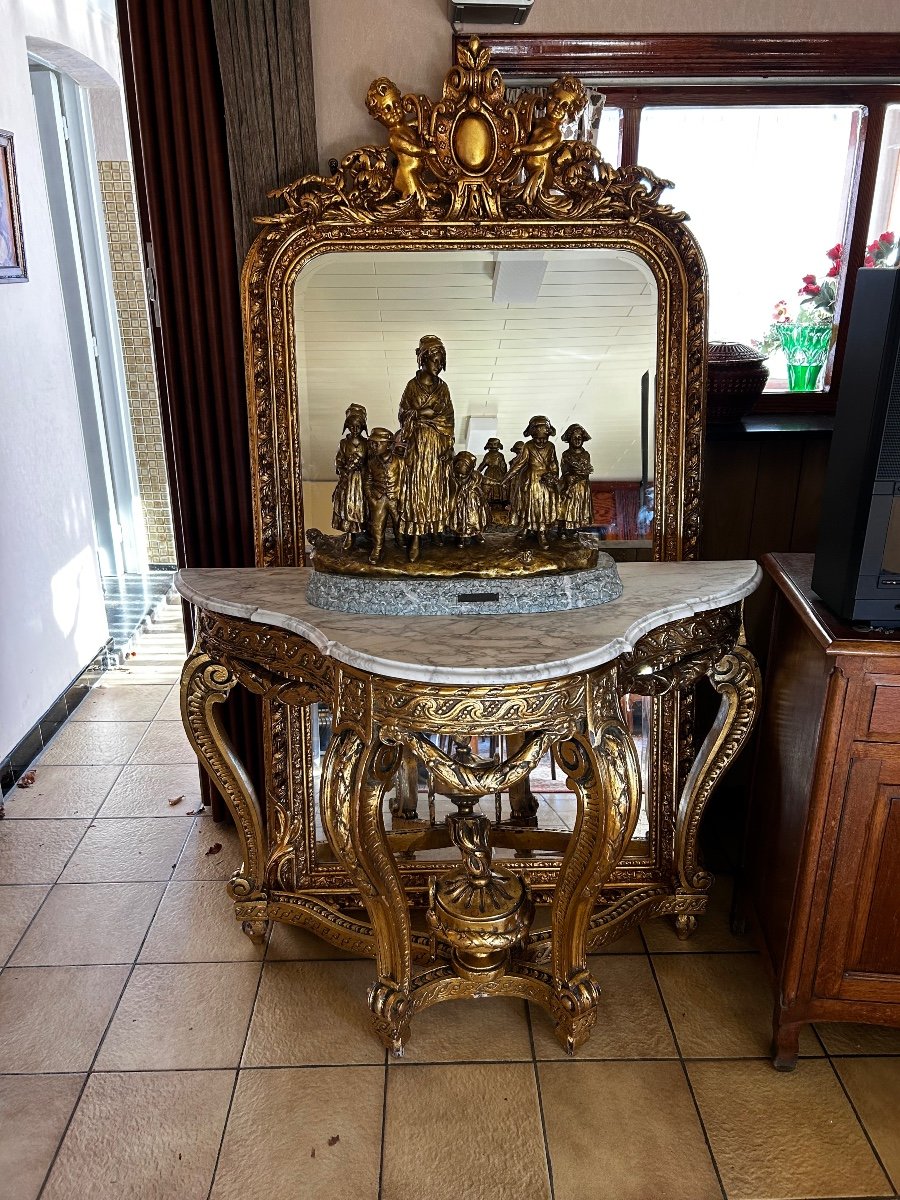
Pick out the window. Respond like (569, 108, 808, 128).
(477, 33, 900, 409)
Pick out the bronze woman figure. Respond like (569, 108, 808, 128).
(397, 334, 455, 562)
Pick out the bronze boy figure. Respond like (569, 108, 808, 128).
(364, 427, 403, 565)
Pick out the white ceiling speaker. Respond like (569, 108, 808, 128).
(449, 0, 533, 25)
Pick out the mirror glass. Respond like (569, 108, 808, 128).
(293, 246, 659, 866)
(295, 248, 658, 551)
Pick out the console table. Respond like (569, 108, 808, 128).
(177, 561, 760, 1055)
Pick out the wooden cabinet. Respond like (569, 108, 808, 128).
(745, 552, 900, 1069)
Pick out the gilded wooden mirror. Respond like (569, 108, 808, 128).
(241, 38, 709, 923)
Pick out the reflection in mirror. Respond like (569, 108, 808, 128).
(310, 699, 652, 867)
(295, 248, 658, 553)
(295, 247, 659, 869)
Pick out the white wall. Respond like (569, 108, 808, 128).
(0, 0, 122, 758)
(310, 0, 900, 170)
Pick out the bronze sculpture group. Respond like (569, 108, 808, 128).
(328, 333, 594, 567)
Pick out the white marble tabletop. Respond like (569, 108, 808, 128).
(176, 561, 760, 685)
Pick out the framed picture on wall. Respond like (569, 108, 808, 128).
(0, 130, 27, 283)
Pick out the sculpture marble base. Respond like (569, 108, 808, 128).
(306, 553, 623, 616)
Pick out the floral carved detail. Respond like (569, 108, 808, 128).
(374, 676, 584, 735)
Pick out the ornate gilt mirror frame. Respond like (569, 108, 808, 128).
(240, 37, 708, 912)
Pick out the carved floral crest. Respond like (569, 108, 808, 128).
(262, 36, 685, 227)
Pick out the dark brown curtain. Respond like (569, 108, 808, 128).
(117, 0, 262, 810)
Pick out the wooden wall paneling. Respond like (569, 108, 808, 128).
(789, 434, 832, 552)
(211, 0, 318, 268)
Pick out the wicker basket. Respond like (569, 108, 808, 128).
(706, 341, 769, 424)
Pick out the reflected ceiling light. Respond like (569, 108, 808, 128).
(464, 414, 498, 454)
(492, 251, 547, 305)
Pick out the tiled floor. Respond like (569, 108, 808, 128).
(2, 604, 899, 1200)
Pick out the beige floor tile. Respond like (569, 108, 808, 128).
(139, 880, 265, 962)
(211, 1066, 383, 1199)
(541, 1060, 721, 1200)
(157, 685, 182, 720)
(129, 721, 195, 765)
(642, 877, 752, 953)
(0, 1073, 85, 1200)
(531, 954, 676, 1060)
(835, 1057, 900, 1191)
(653, 952, 822, 1058)
(397, 996, 532, 1063)
(689, 1058, 890, 1199)
(39, 722, 148, 766)
(101, 663, 181, 686)
(816, 1020, 900, 1055)
(96, 961, 261, 1070)
(2, 765, 121, 819)
(0, 885, 49, 965)
(70, 684, 170, 722)
(382, 1062, 550, 1200)
(10, 882, 164, 966)
(97, 763, 202, 817)
(173, 814, 242, 881)
(42, 1069, 233, 1200)
(0, 965, 128, 1072)
(58, 818, 189, 883)
(266, 919, 366, 960)
(243, 960, 385, 1066)
(0, 820, 89, 884)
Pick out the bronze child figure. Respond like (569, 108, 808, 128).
(332, 403, 368, 550)
(363, 427, 403, 565)
(558, 423, 593, 537)
(504, 415, 560, 550)
(506, 439, 526, 527)
(478, 437, 507, 508)
(449, 451, 488, 547)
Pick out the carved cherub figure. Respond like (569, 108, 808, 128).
(512, 75, 588, 205)
(503, 416, 559, 550)
(366, 77, 435, 204)
(449, 451, 488, 547)
(332, 404, 369, 550)
(363, 427, 403, 565)
(557, 423, 594, 537)
(478, 437, 507, 507)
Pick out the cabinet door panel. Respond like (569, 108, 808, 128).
(815, 749, 900, 1002)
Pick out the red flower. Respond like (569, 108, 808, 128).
(801, 274, 818, 285)
(826, 243, 843, 261)
(868, 240, 882, 253)
(826, 263, 840, 277)
(800, 283, 821, 296)
(879, 231, 895, 244)
(865, 254, 877, 268)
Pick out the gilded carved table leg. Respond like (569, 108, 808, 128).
(321, 728, 413, 1055)
(549, 684, 641, 1052)
(180, 646, 269, 943)
(673, 639, 761, 931)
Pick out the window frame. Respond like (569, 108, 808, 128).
(459, 33, 900, 413)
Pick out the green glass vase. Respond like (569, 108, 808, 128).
(774, 322, 832, 392)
